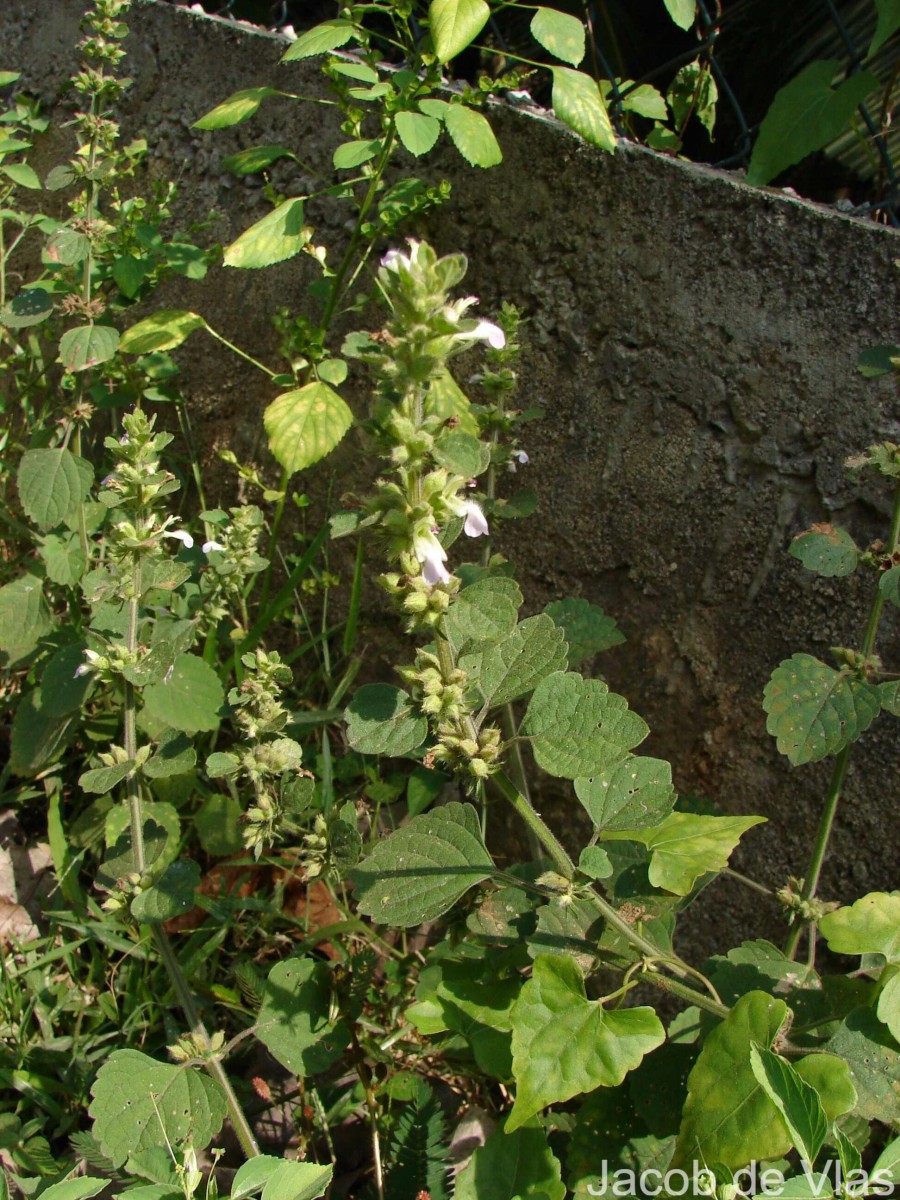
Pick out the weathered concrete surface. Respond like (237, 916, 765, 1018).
(7, 0, 899, 958)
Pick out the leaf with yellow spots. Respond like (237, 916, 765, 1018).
(264, 381, 353, 475)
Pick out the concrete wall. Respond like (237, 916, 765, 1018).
(8, 0, 899, 955)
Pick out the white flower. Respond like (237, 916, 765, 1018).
(74, 649, 100, 679)
(202, 539, 226, 554)
(472, 320, 506, 350)
(165, 529, 194, 549)
(413, 528, 451, 586)
(462, 501, 489, 538)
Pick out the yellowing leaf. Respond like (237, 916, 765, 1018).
(264, 381, 353, 474)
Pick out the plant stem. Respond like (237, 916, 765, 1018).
(784, 476, 900, 960)
(152, 926, 260, 1159)
(124, 561, 146, 874)
(206, 325, 277, 378)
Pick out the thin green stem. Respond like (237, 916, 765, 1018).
(124, 562, 145, 875)
(205, 326, 277, 378)
(785, 476, 900, 960)
(152, 926, 260, 1160)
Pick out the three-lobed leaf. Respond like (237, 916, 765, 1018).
(352, 801, 494, 926)
(610, 812, 766, 895)
(507, 954, 665, 1132)
(264, 380, 353, 475)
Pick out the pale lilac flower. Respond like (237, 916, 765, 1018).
(413, 529, 451, 586)
(202, 539, 226, 554)
(470, 320, 506, 350)
(381, 247, 412, 273)
(462, 501, 489, 538)
(509, 448, 529, 473)
(165, 529, 194, 549)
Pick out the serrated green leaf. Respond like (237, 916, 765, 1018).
(857, 344, 900, 377)
(131, 860, 200, 922)
(264, 381, 353, 474)
(79, 760, 135, 795)
(877, 971, 900, 1042)
(507, 954, 664, 1132)
(17, 448, 93, 531)
(39, 642, 93, 716)
(48, 228, 91, 265)
(819, 892, 900, 961)
(58, 324, 119, 372)
(193, 87, 282, 130)
(88, 1050, 226, 1168)
(545, 597, 625, 668)
(224, 198, 309, 269)
(223, 144, 294, 176)
(120, 309, 206, 354)
(462, 613, 568, 709)
(531, 8, 585, 66)
(749, 1043, 827, 1164)
(790, 525, 858, 577)
(879, 564, 900, 606)
(672, 991, 789, 1170)
(39, 530, 87, 585)
(429, 0, 490, 63)
(621, 83, 669, 120)
(344, 683, 427, 756)
(551, 67, 616, 152)
(232, 1157, 284, 1200)
(524, 671, 648, 779)
(823, 1007, 900, 1121)
(10, 688, 76, 775)
(0, 286, 52, 328)
(878, 679, 900, 715)
(528, 897, 604, 974)
(444, 104, 502, 167)
(352, 801, 494, 926)
(0, 574, 53, 663)
(663, 0, 696, 30)
(575, 755, 676, 832)
(425, 367, 478, 433)
(763, 653, 880, 765)
(142, 655, 224, 733)
(257, 957, 350, 1075)
(396, 110, 442, 157)
(747, 63, 877, 186)
(870, 0, 900, 55)
(281, 18, 356, 60)
(454, 1118, 566, 1200)
(613, 812, 765, 895)
(2, 161, 40, 189)
(432, 430, 490, 477)
(443, 576, 523, 655)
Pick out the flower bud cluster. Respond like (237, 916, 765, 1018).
(198, 505, 269, 631)
(432, 724, 503, 781)
(228, 649, 292, 740)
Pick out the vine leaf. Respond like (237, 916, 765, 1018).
(257, 958, 351, 1076)
(264, 380, 353, 474)
(345, 683, 427, 757)
(870, 0, 900, 55)
(88, 1049, 226, 1168)
(524, 671, 648, 779)
(762, 653, 880, 765)
(551, 67, 617, 152)
(17, 448, 93, 531)
(789, 525, 858, 577)
(575, 755, 676, 832)
(672, 991, 789, 1170)
(454, 1118, 566, 1200)
(142, 654, 224, 733)
(545, 597, 624, 668)
(193, 86, 282, 129)
(749, 1044, 827, 1165)
(224, 198, 310, 269)
(609, 812, 765, 895)
(818, 892, 900, 961)
(747, 62, 877, 186)
(444, 104, 502, 168)
(507, 954, 664, 1132)
(232, 1156, 333, 1200)
(429, 0, 490, 63)
(120, 309, 206, 354)
(352, 801, 494, 926)
(531, 8, 585, 66)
